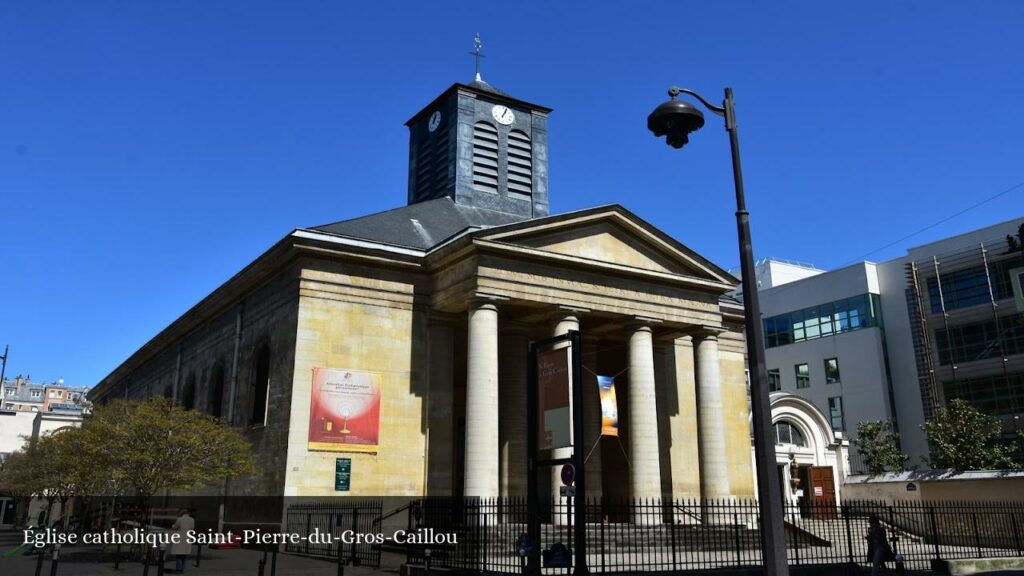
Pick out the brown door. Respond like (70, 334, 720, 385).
(809, 466, 836, 517)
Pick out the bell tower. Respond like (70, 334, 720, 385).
(404, 38, 551, 219)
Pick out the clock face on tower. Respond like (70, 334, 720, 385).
(428, 110, 441, 132)
(491, 105, 515, 126)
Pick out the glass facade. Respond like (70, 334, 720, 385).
(934, 314, 1024, 365)
(927, 255, 1024, 314)
(825, 357, 841, 384)
(943, 372, 1024, 416)
(764, 294, 882, 348)
(795, 363, 810, 388)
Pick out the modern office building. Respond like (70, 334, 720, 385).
(755, 217, 1024, 469)
(877, 217, 1024, 462)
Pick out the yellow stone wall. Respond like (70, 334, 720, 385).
(720, 349, 756, 498)
(283, 264, 429, 497)
(668, 337, 702, 498)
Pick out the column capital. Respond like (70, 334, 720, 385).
(549, 306, 586, 328)
(625, 316, 661, 334)
(468, 293, 507, 312)
(692, 325, 728, 340)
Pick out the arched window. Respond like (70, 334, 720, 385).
(774, 421, 807, 447)
(472, 121, 499, 193)
(250, 344, 270, 426)
(208, 365, 225, 419)
(181, 374, 196, 410)
(506, 129, 532, 196)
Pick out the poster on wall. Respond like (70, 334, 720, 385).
(597, 375, 619, 437)
(538, 347, 571, 450)
(308, 368, 381, 453)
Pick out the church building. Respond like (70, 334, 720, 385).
(91, 73, 757, 507)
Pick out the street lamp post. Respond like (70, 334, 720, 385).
(648, 86, 789, 576)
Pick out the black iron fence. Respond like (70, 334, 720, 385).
(398, 497, 1024, 574)
(283, 499, 383, 568)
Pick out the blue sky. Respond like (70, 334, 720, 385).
(2, 1, 1022, 386)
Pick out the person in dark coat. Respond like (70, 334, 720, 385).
(866, 515, 894, 575)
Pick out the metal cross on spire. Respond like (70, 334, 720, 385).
(470, 33, 485, 82)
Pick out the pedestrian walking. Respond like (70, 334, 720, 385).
(169, 508, 194, 573)
(866, 515, 894, 576)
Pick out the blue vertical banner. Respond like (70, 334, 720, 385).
(597, 375, 619, 437)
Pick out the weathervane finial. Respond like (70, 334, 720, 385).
(470, 33, 485, 82)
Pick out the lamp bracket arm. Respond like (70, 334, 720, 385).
(667, 86, 726, 116)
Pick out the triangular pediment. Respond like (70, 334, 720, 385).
(474, 206, 738, 287)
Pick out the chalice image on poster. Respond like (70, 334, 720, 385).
(308, 367, 381, 453)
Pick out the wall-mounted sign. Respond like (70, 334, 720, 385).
(537, 348, 571, 450)
(335, 458, 351, 491)
(309, 368, 381, 453)
(906, 482, 918, 492)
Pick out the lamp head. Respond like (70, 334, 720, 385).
(647, 97, 705, 149)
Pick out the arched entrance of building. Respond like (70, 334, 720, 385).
(756, 392, 850, 517)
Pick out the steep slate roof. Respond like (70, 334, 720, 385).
(311, 197, 529, 250)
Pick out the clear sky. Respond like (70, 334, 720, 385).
(2, 1, 1022, 387)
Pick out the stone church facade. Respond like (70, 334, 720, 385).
(91, 79, 756, 504)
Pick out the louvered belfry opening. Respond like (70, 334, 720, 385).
(472, 121, 499, 194)
(506, 129, 532, 197)
(414, 127, 450, 202)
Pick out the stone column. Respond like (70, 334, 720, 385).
(550, 312, 579, 525)
(628, 323, 662, 510)
(426, 322, 455, 496)
(464, 301, 500, 498)
(500, 326, 530, 498)
(694, 330, 733, 500)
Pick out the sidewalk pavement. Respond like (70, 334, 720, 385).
(1, 542, 400, 576)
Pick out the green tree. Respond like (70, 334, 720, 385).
(1, 397, 255, 525)
(922, 399, 1019, 471)
(83, 397, 255, 508)
(853, 420, 909, 476)
(0, 430, 84, 526)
